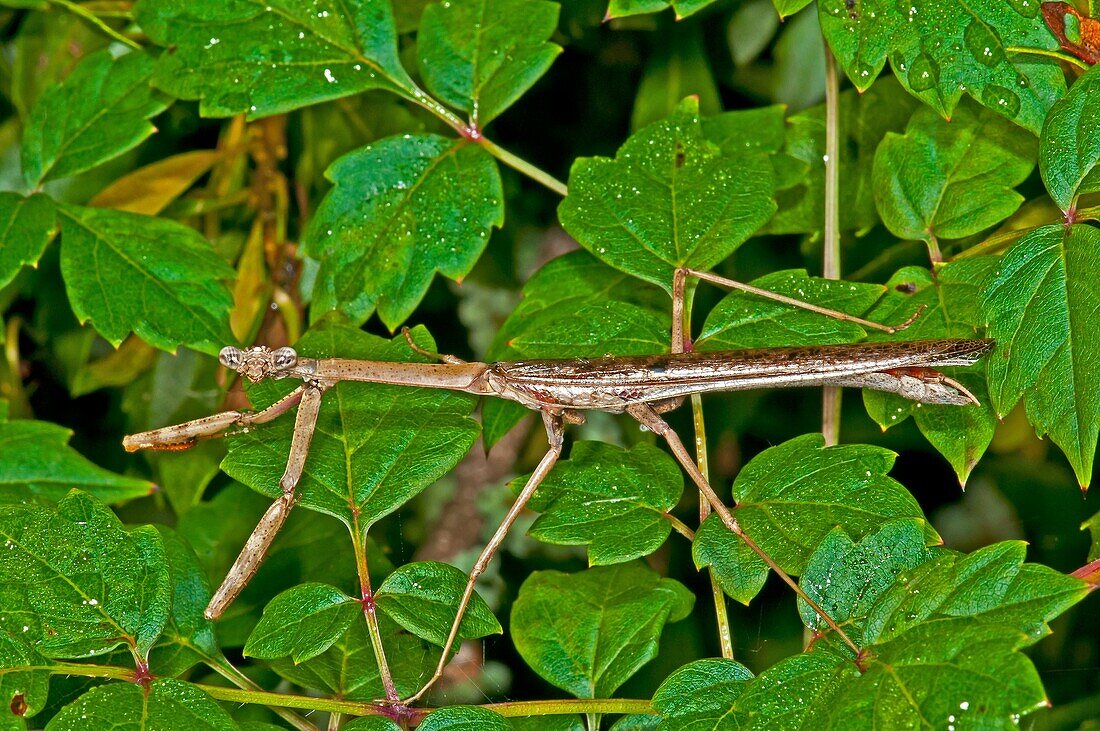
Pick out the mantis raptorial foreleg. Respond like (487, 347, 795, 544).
(122, 384, 309, 452)
(401, 410, 566, 704)
(205, 381, 327, 619)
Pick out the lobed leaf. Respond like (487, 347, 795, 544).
(983, 223, 1100, 486)
(222, 323, 481, 531)
(0, 192, 56, 291)
(817, 619, 1047, 728)
(46, 679, 237, 730)
(267, 614, 434, 700)
(418, 707, 512, 731)
(697, 434, 937, 605)
(767, 77, 919, 234)
(861, 262, 998, 484)
(696, 270, 885, 350)
(58, 205, 236, 355)
(862, 541, 1090, 645)
(134, 0, 416, 118)
(819, 0, 1065, 133)
(1039, 63, 1100, 212)
(511, 563, 693, 698)
(482, 250, 669, 446)
(244, 583, 360, 664)
(0, 491, 170, 660)
(375, 561, 501, 647)
(517, 441, 684, 565)
(301, 134, 503, 329)
(0, 630, 50, 725)
(559, 98, 775, 291)
(21, 50, 170, 186)
(149, 528, 218, 676)
(873, 102, 1036, 245)
(797, 521, 933, 640)
(0, 418, 154, 503)
(418, 0, 562, 127)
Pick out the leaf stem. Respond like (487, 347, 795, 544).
(48, 0, 141, 49)
(476, 137, 569, 197)
(351, 516, 399, 702)
(397, 80, 570, 197)
(207, 654, 316, 731)
(666, 512, 695, 541)
(821, 45, 842, 448)
(1005, 46, 1089, 70)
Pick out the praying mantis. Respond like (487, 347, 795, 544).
(123, 266, 994, 704)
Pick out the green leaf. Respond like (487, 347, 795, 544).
(651, 658, 753, 724)
(605, 0, 671, 19)
(134, 0, 416, 118)
(244, 583, 359, 663)
(661, 648, 855, 729)
(797, 521, 933, 639)
(516, 441, 682, 565)
(0, 419, 154, 502)
(696, 270, 886, 349)
(268, 614, 434, 700)
(0, 193, 56, 291)
(301, 135, 503, 328)
(692, 514, 768, 604)
(376, 561, 501, 647)
(873, 102, 1036, 244)
(983, 223, 1100, 486)
(1085, 509, 1100, 562)
(418, 707, 512, 731)
(773, 0, 812, 18)
(767, 76, 920, 234)
(863, 541, 1090, 645)
(861, 263, 998, 484)
(0, 491, 170, 660)
(819, 0, 1065, 133)
(418, 0, 561, 127)
(223, 323, 480, 530)
(511, 562, 694, 698)
(149, 527, 218, 676)
(732, 434, 936, 574)
(817, 619, 1047, 728)
(701, 105, 787, 156)
(45, 679, 238, 730)
(57, 205, 235, 354)
(0, 631, 50, 724)
(631, 23, 721, 131)
(559, 98, 775, 291)
(343, 718, 402, 731)
(1039, 63, 1100, 212)
(483, 250, 669, 446)
(21, 50, 170, 186)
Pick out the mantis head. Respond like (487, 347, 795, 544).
(219, 345, 299, 382)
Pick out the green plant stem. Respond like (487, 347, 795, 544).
(477, 137, 569, 197)
(821, 45, 842, 448)
(666, 513, 695, 541)
(351, 516, 399, 702)
(1005, 46, 1089, 70)
(682, 281, 735, 660)
(49, 0, 141, 49)
(207, 654, 315, 731)
(41, 662, 656, 720)
(401, 84, 568, 197)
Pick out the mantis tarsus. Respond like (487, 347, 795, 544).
(123, 267, 994, 703)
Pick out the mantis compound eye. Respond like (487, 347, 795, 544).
(272, 347, 298, 370)
(219, 346, 243, 370)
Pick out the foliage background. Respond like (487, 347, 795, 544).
(0, 0, 1097, 729)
